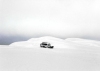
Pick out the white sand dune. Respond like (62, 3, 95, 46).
(0, 36, 100, 71)
(9, 36, 71, 49)
(65, 38, 100, 47)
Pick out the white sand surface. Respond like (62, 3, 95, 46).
(0, 36, 100, 71)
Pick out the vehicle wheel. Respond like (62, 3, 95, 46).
(48, 46, 54, 49)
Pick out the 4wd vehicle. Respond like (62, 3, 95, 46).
(40, 42, 54, 49)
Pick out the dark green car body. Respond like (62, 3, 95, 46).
(40, 42, 54, 48)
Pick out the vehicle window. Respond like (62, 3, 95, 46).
(43, 44, 47, 45)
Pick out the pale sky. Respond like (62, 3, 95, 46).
(0, 0, 100, 44)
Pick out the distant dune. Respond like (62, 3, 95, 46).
(65, 38, 100, 47)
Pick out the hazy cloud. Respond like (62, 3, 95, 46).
(0, 0, 100, 44)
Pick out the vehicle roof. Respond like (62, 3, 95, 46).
(41, 42, 50, 44)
